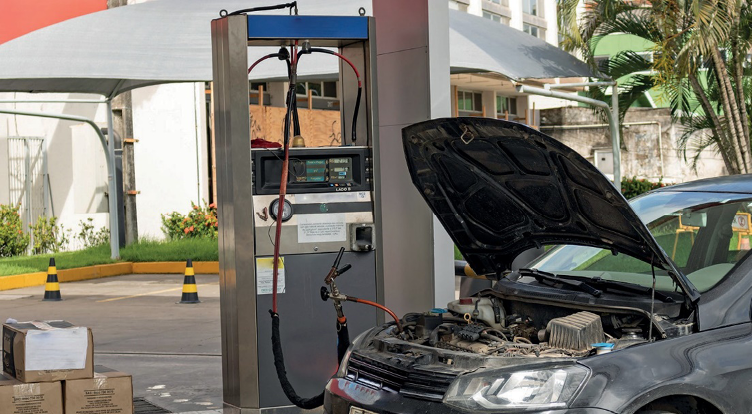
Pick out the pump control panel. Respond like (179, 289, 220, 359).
(251, 147, 375, 257)
(253, 147, 372, 195)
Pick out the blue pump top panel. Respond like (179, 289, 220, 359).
(247, 15, 368, 45)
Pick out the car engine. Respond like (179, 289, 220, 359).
(390, 296, 649, 358)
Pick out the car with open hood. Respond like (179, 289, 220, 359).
(323, 118, 752, 414)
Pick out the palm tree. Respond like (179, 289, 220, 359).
(559, 0, 751, 174)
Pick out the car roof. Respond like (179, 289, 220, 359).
(654, 174, 752, 194)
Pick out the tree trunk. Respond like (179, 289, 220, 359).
(689, 73, 739, 173)
(711, 47, 748, 173)
(731, 43, 752, 169)
(731, 1, 751, 164)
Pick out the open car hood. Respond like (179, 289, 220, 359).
(402, 118, 700, 302)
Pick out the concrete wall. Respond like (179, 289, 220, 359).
(0, 92, 110, 247)
(539, 106, 727, 182)
(132, 82, 209, 239)
(0, 82, 209, 246)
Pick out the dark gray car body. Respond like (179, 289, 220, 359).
(324, 119, 752, 414)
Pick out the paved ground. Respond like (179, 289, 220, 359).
(0, 274, 222, 413)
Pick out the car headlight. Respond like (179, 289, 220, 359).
(444, 365, 589, 411)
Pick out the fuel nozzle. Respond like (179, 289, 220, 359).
(324, 247, 351, 285)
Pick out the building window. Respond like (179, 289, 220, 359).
(458, 91, 483, 112)
(496, 95, 517, 115)
(483, 11, 502, 23)
(523, 24, 541, 38)
(296, 81, 337, 98)
(250, 82, 267, 91)
(523, 0, 538, 16)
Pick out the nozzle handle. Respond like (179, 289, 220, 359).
(320, 286, 330, 302)
(332, 247, 345, 268)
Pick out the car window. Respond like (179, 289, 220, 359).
(531, 192, 751, 293)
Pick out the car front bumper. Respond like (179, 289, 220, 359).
(324, 378, 614, 414)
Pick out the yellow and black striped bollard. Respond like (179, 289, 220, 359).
(178, 259, 200, 304)
(43, 258, 62, 301)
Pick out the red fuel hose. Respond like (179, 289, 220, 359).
(271, 41, 298, 313)
(348, 297, 403, 332)
(248, 54, 277, 74)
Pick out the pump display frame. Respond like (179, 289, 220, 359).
(211, 13, 382, 413)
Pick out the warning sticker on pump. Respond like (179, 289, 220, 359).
(256, 257, 285, 295)
(297, 213, 347, 243)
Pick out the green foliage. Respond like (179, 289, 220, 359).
(621, 176, 667, 199)
(161, 201, 218, 240)
(0, 204, 29, 257)
(558, 0, 751, 175)
(76, 218, 110, 248)
(30, 216, 70, 254)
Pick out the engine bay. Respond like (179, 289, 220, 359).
(385, 295, 654, 358)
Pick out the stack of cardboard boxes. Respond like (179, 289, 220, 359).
(1, 320, 134, 414)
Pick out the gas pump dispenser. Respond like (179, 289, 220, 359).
(211, 9, 382, 413)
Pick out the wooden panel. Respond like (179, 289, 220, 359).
(249, 106, 342, 147)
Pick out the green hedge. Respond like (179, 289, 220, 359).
(621, 176, 667, 199)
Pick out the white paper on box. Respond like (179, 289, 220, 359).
(256, 257, 285, 295)
(25, 327, 88, 371)
(297, 213, 346, 243)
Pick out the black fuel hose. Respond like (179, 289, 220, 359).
(270, 311, 350, 409)
(297, 47, 362, 144)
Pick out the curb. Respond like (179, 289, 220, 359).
(0, 261, 220, 292)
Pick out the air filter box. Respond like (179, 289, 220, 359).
(545, 311, 604, 351)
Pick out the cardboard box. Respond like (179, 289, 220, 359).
(64, 366, 133, 414)
(2, 320, 94, 383)
(0, 372, 63, 414)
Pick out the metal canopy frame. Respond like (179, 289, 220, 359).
(0, 99, 121, 259)
(516, 81, 621, 192)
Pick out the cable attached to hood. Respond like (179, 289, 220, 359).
(220, 2, 297, 17)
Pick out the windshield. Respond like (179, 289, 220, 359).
(531, 191, 752, 293)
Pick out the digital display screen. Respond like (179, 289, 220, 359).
(293, 157, 353, 183)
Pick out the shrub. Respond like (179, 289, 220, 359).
(77, 218, 110, 248)
(0, 204, 29, 257)
(621, 176, 667, 199)
(161, 201, 218, 240)
(30, 216, 70, 254)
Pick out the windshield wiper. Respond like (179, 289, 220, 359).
(556, 275, 675, 303)
(518, 268, 602, 297)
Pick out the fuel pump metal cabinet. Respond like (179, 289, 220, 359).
(211, 14, 381, 413)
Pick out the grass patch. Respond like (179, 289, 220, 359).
(0, 238, 219, 277)
(0, 244, 114, 276)
(120, 238, 218, 262)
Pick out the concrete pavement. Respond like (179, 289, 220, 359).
(0, 273, 222, 413)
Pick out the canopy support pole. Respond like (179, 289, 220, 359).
(0, 107, 121, 259)
(517, 82, 621, 193)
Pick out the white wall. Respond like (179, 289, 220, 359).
(0, 92, 110, 246)
(131, 82, 209, 239)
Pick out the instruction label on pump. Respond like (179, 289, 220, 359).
(297, 213, 347, 243)
(256, 257, 285, 295)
